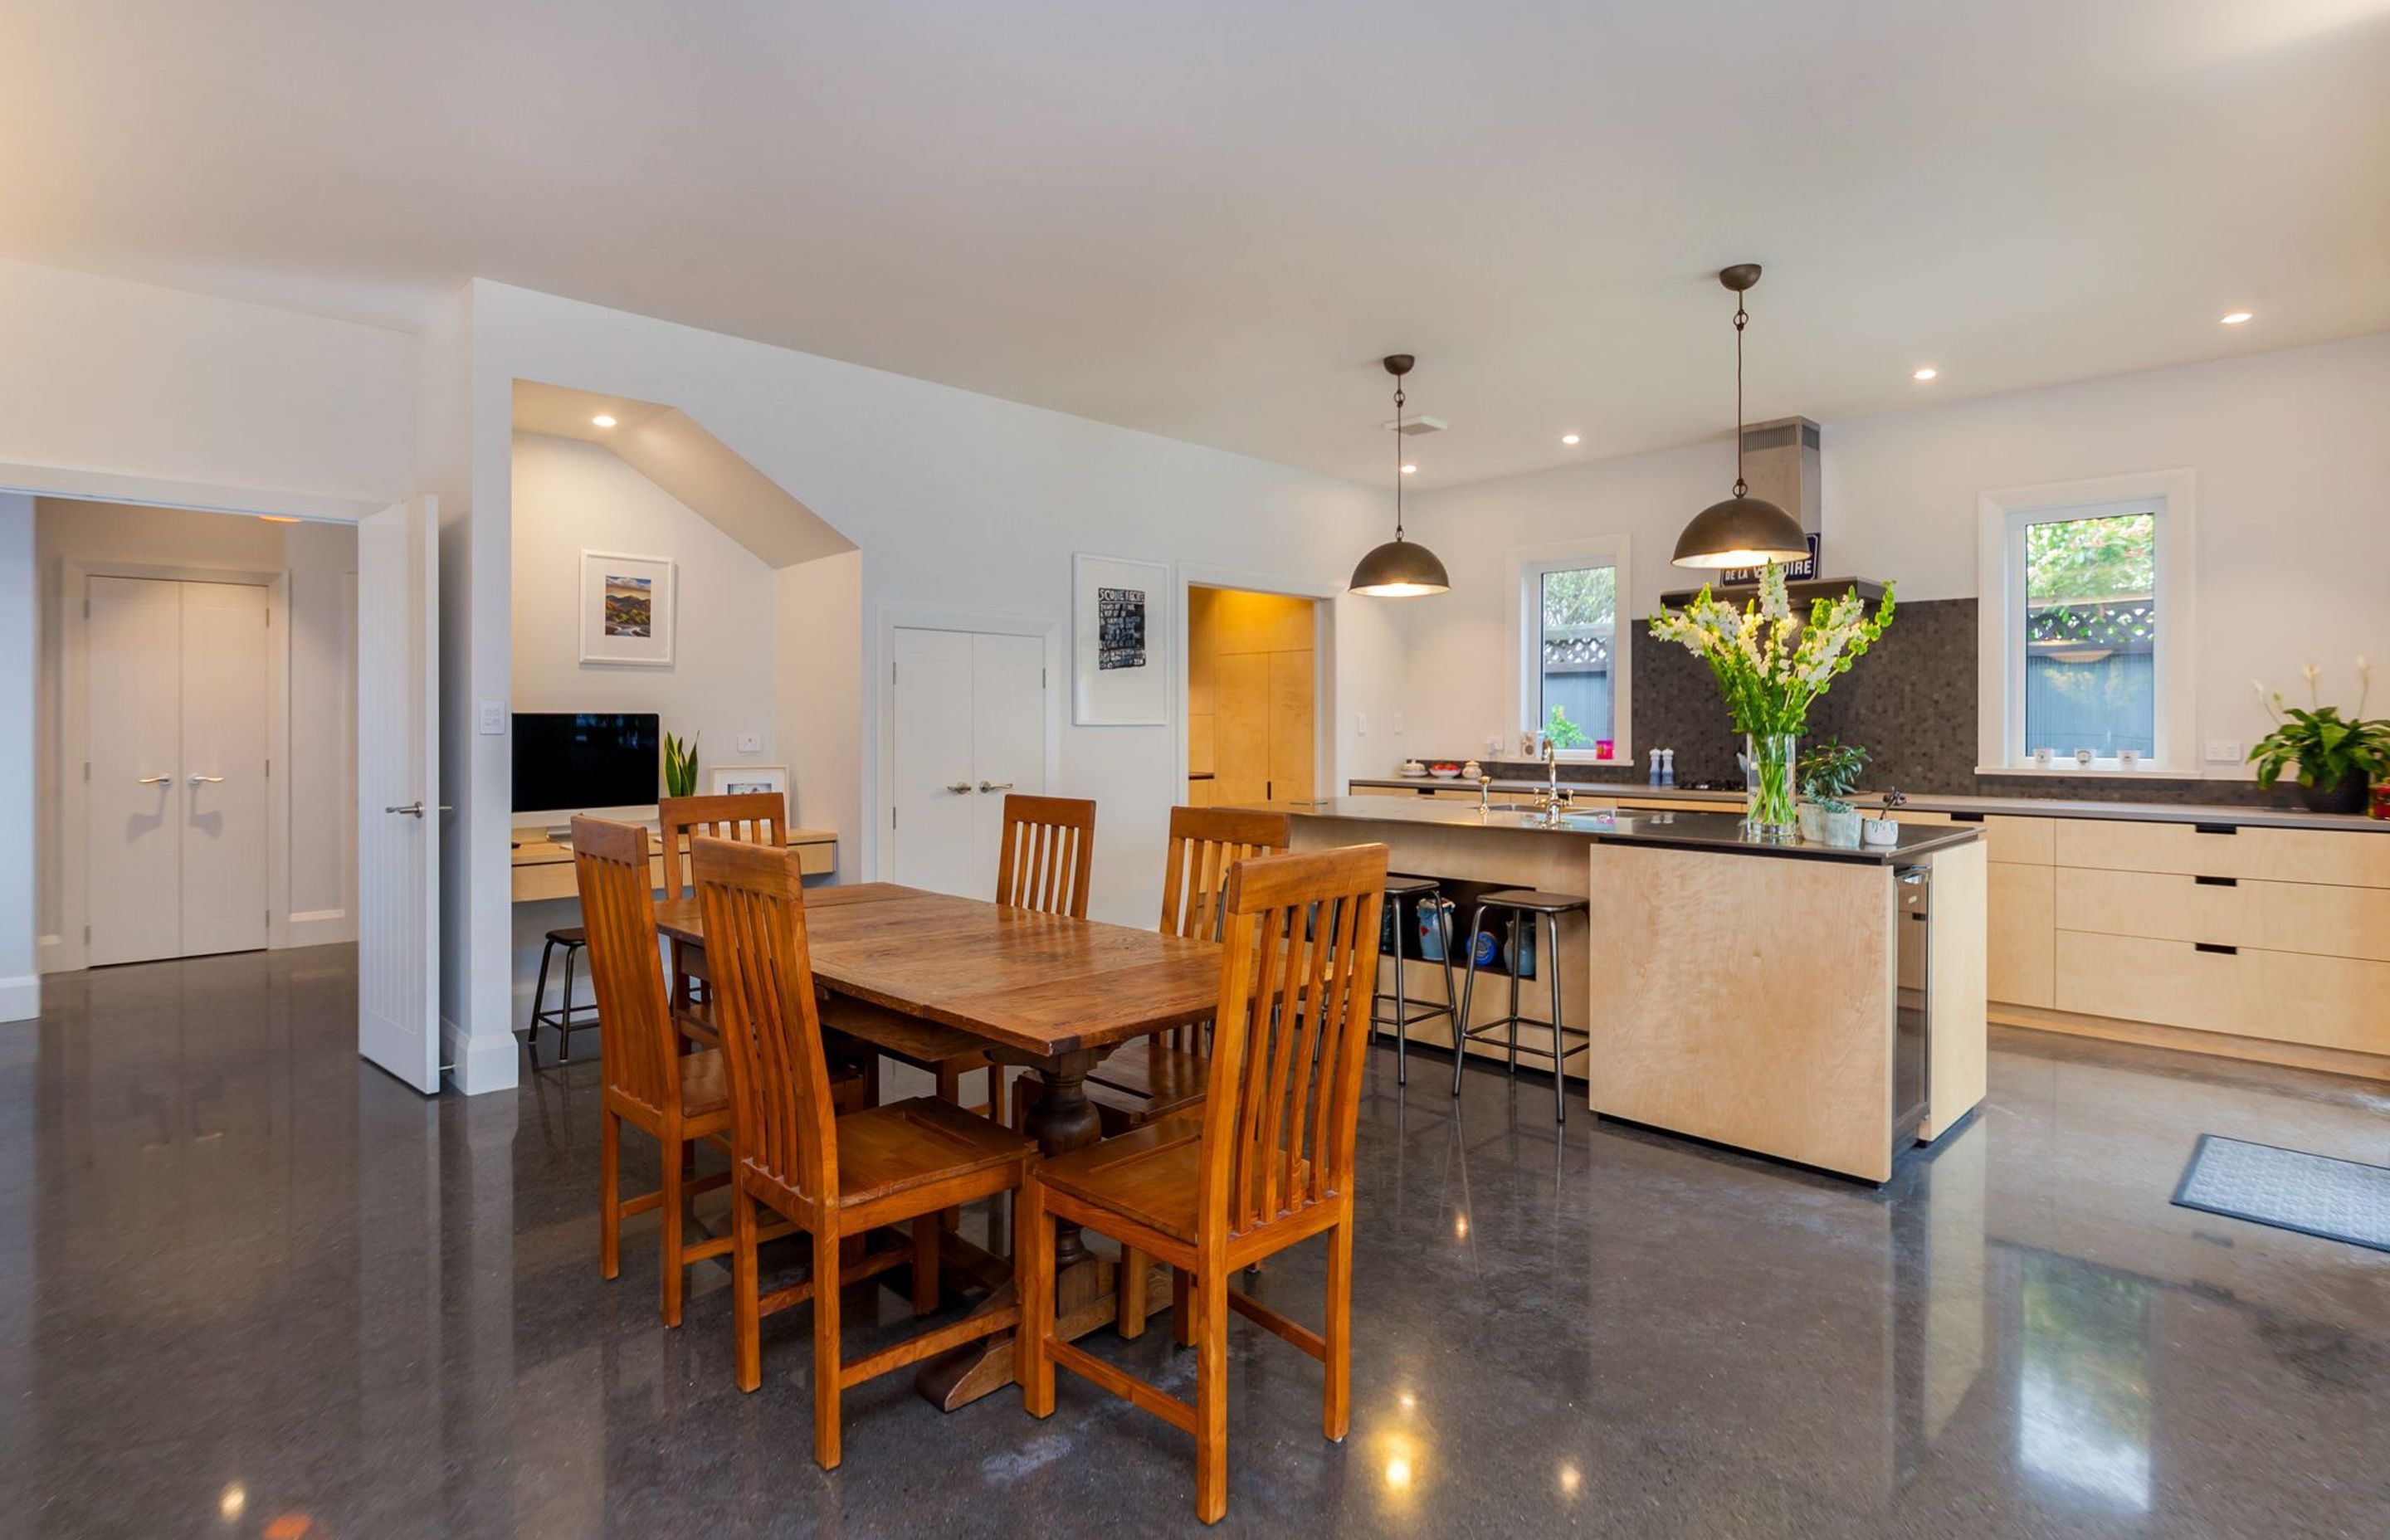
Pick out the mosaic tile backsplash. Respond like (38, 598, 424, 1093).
(1442, 597, 2275, 807)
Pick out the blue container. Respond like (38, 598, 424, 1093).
(1416, 899, 1449, 962)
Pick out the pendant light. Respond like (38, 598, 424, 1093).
(1671, 264, 1810, 568)
(1349, 353, 1450, 597)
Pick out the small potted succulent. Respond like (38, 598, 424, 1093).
(2249, 660, 2390, 816)
(663, 731, 700, 799)
(1796, 737, 1868, 846)
(1861, 785, 1905, 846)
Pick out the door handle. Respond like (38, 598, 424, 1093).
(978, 781, 1014, 793)
(944, 782, 973, 794)
(386, 802, 426, 817)
(136, 775, 172, 786)
(187, 774, 225, 785)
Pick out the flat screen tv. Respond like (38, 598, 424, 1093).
(512, 712, 660, 813)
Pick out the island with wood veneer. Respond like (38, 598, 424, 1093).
(1243, 796, 1988, 1184)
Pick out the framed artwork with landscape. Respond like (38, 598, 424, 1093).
(580, 551, 676, 667)
(1072, 552, 1168, 725)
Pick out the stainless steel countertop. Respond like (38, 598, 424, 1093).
(1347, 777, 2390, 835)
(1251, 797, 1979, 863)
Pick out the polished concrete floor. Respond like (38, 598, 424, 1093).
(3, 945, 2387, 1538)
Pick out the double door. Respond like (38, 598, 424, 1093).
(86, 577, 271, 965)
(889, 627, 1046, 899)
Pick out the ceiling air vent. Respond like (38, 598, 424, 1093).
(1382, 415, 1447, 436)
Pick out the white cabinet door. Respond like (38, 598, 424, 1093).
(355, 498, 441, 1094)
(968, 631, 1048, 895)
(889, 627, 979, 897)
(178, 581, 271, 958)
(86, 577, 185, 966)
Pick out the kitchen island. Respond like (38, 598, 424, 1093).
(1253, 796, 1988, 1183)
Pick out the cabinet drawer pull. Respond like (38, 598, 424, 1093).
(2193, 875, 2237, 887)
(2192, 822, 2238, 836)
(1950, 811, 1984, 823)
(2193, 942, 2239, 955)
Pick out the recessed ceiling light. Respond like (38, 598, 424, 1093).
(591, 414, 617, 427)
(1400, 462, 1417, 475)
(2220, 311, 2252, 325)
(1912, 367, 1939, 381)
(1560, 433, 1581, 446)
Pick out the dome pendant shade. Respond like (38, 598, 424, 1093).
(1671, 493, 1810, 568)
(1349, 536, 1451, 597)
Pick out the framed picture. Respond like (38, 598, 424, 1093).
(707, 763, 789, 803)
(579, 551, 676, 667)
(1072, 553, 1168, 725)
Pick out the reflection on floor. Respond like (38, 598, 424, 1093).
(2, 945, 2387, 1537)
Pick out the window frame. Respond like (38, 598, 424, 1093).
(1976, 470, 2197, 776)
(1506, 534, 1632, 764)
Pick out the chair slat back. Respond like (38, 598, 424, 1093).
(1198, 843, 1388, 1245)
(569, 816, 676, 1114)
(995, 794, 1095, 918)
(691, 835, 838, 1207)
(1157, 806, 1292, 1054)
(658, 792, 787, 897)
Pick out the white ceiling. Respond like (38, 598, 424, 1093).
(4, 1, 2385, 489)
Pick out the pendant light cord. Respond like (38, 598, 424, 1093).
(1732, 299, 1749, 499)
(1393, 378, 1407, 540)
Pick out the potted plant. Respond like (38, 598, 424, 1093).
(1650, 563, 1896, 840)
(2250, 660, 2390, 815)
(1797, 738, 1869, 845)
(663, 731, 700, 799)
(1861, 786, 1905, 846)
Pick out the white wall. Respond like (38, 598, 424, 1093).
(32, 500, 359, 966)
(0, 495, 35, 1021)
(1400, 332, 2390, 770)
(777, 549, 866, 880)
(510, 433, 785, 803)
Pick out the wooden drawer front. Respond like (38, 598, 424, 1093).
(1983, 815, 2054, 865)
(2054, 818, 2390, 888)
(2054, 930, 2390, 1055)
(1891, 810, 1954, 826)
(2056, 867, 2390, 962)
(1988, 861, 2055, 1007)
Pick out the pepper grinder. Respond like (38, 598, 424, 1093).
(1647, 748, 1662, 785)
(1660, 748, 1676, 787)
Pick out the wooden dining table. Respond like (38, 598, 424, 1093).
(652, 880, 1222, 1409)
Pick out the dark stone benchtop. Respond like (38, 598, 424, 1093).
(1251, 797, 1979, 865)
(1347, 778, 2389, 836)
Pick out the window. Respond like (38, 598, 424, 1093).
(1510, 538, 1631, 761)
(1978, 472, 2196, 772)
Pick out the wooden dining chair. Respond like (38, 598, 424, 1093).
(656, 792, 786, 1035)
(572, 816, 744, 1328)
(692, 835, 1040, 1470)
(1019, 841, 1389, 1526)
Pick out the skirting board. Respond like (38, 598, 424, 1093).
(443, 1015, 521, 1096)
(280, 909, 356, 948)
(1989, 1004, 2390, 1084)
(0, 973, 39, 1023)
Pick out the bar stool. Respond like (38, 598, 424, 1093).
(526, 925, 599, 1065)
(1373, 875, 1458, 1084)
(1452, 889, 1590, 1122)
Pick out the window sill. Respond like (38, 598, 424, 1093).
(1974, 763, 2207, 782)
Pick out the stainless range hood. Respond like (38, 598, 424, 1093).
(1659, 416, 1888, 609)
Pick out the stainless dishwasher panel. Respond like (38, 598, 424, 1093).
(1892, 865, 1930, 1150)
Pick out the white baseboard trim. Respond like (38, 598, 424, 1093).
(0, 973, 40, 1023)
(37, 933, 83, 975)
(445, 1016, 521, 1097)
(280, 909, 355, 948)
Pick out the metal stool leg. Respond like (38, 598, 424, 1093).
(1548, 911, 1567, 1124)
(526, 937, 554, 1068)
(1505, 911, 1523, 1075)
(557, 945, 579, 1062)
(1453, 903, 1488, 1096)
(1391, 894, 1408, 1085)
(1434, 899, 1459, 1049)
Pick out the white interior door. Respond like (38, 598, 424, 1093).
(968, 631, 1047, 894)
(86, 577, 185, 966)
(178, 582, 271, 958)
(356, 498, 441, 1093)
(888, 626, 978, 896)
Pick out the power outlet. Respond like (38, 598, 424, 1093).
(1392, 712, 1406, 736)
(737, 733, 763, 753)
(2204, 739, 2242, 763)
(1355, 712, 1368, 737)
(478, 699, 507, 736)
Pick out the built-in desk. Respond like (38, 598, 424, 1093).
(510, 824, 837, 902)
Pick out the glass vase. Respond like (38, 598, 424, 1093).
(1744, 732, 1798, 841)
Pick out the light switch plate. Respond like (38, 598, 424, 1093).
(1354, 712, 1368, 736)
(1392, 712, 1406, 736)
(478, 699, 507, 735)
(2205, 739, 2242, 763)
(737, 733, 763, 753)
